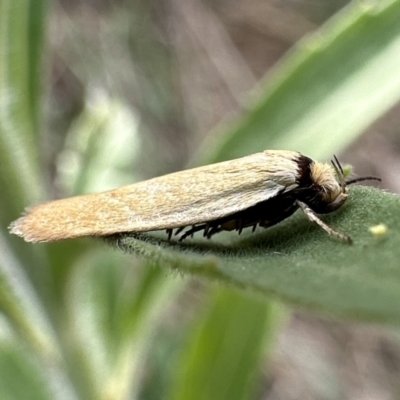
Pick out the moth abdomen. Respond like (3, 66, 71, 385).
(161, 193, 300, 242)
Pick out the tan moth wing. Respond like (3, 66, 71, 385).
(10, 150, 301, 242)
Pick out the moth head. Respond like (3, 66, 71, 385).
(300, 155, 380, 214)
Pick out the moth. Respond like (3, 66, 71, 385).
(9, 150, 380, 244)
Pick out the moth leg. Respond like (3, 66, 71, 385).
(236, 219, 244, 235)
(166, 229, 173, 241)
(174, 226, 185, 236)
(203, 222, 211, 237)
(206, 225, 221, 239)
(252, 223, 257, 233)
(179, 224, 206, 242)
(296, 201, 352, 243)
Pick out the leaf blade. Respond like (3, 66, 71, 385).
(118, 186, 400, 323)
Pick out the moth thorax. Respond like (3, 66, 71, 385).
(308, 162, 348, 213)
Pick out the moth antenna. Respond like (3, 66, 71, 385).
(331, 155, 346, 189)
(333, 154, 381, 186)
(346, 176, 381, 185)
(333, 155, 344, 175)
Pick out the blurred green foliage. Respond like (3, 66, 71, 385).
(1, 0, 400, 399)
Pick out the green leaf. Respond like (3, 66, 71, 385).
(63, 248, 182, 400)
(0, 341, 52, 400)
(115, 186, 400, 323)
(0, 231, 77, 399)
(195, 0, 400, 163)
(0, 0, 46, 218)
(168, 288, 277, 400)
(0, 0, 55, 304)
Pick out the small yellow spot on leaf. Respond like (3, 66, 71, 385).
(368, 223, 388, 237)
